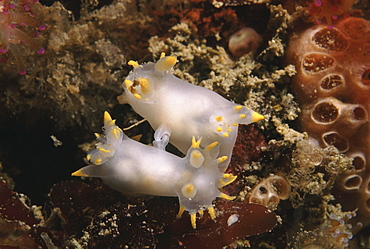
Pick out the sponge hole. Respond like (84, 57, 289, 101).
(312, 102, 339, 123)
(352, 155, 366, 171)
(258, 186, 268, 195)
(323, 132, 349, 152)
(343, 175, 362, 190)
(361, 69, 370, 86)
(312, 28, 348, 51)
(352, 106, 367, 121)
(303, 53, 335, 73)
(270, 176, 290, 200)
(366, 198, 370, 210)
(320, 74, 344, 90)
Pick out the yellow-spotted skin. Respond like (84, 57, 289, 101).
(118, 55, 264, 173)
(72, 112, 237, 230)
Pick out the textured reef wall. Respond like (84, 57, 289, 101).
(1, 0, 370, 248)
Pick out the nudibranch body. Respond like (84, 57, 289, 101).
(72, 112, 237, 229)
(118, 54, 264, 171)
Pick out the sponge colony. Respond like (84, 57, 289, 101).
(286, 17, 370, 234)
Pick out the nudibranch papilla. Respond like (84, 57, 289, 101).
(117, 53, 264, 171)
(72, 112, 237, 229)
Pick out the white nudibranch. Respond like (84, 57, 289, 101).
(72, 112, 237, 229)
(117, 53, 264, 172)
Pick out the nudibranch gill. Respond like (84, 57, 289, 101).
(117, 54, 264, 171)
(72, 112, 238, 229)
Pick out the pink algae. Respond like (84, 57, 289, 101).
(0, 0, 45, 75)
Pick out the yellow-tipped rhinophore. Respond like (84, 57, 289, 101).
(205, 141, 218, 151)
(219, 192, 236, 200)
(217, 156, 228, 164)
(72, 169, 89, 177)
(160, 52, 166, 58)
(104, 111, 112, 124)
(128, 60, 139, 68)
(208, 206, 216, 220)
(252, 111, 265, 122)
(155, 56, 177, 72)
(177, 206, 185, 219)
(190, 213, 197, 229)
(219, 174, 237, 186)
(191, 136, 201, 148)
(234, 105, 243, 111)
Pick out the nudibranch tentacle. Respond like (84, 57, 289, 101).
(72, 112, 237, 229)
(118, 55, 264, 171)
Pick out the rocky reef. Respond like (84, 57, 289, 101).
(1, 0, 370, 248)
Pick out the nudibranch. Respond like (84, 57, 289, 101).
(72, 112, 238, 229)
(117, 53, 264, 171)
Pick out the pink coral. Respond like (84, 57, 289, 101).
(307, 0, 357, 25)
(0, 0, 45, 75)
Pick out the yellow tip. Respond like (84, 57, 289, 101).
(94, 158, 102, 165)
(222, 132, 229, 137)
(190, 213, 197, 229)
(217, 156, 228, 164)
(219, 193, 236, 201)
(155, 56, 177, 72)
(104, 111, 112, 124)
(216, 127, 223, 132)
(111, 127, 123, 139)
(205, 141, 218, 151)
(177, 206, 185, 219)
(99, 147, 111, 153)
(191, 136, 201, 148)
(239, 114, 246, 119)
(198, 210, 204, 217)
(128, 60, 139, 68)
(193, 151, 202, 158)
(139, 78, 152, 94)
(133, 93, 142, 100)
(124, 79, 133, 87)
(219, 174, 238, 186)
(208, 206, 216, 220)
(215, 116, 223, 122)
(234, 105, 243, 111)
(252, 112, 265, 122)
(71, 169, 88, 177)
(160, 52, 166, 58)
